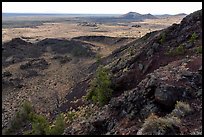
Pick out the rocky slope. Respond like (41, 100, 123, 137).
(2, 35, 136, 134)
(62, 9, 202, 135)
(2, 37, 98, 132)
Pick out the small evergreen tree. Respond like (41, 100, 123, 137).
(96, 54, 102, 64)
(159, 33, 166, 44)
(47, 114, 65, 135)
(86, 66, 113, 106)
(28, 114, 49, 135)
(189, 32, 198, 43)
(25, 113, 65, 135)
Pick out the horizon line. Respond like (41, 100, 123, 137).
(2, 12, 188, 15)
(2, 12, 121, 15)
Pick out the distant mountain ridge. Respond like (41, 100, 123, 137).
(155, 13, 187, 18)
(86, 12, 159, 23)
(121, 12, 158, 19)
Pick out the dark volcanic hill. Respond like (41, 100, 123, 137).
(61, 9, 202, 135)
(121, 12, 157, 20)
(155, 13, 187, 18)
(84, 12, 157, 23)
(174, 13, 187, 16)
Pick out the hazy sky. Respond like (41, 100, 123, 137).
(2, 2, 202, 14)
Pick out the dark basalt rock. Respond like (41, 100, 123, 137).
(154, 84, 183, 108)
(9, 78, 23, 88)
(20, 58, 49, 70)
(2, 71, 12, 77)
(24, 70, 39, 78)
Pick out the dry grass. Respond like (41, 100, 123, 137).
(138, 113, 181, 135)
(171, 101, 192, 118)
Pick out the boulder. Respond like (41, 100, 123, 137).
(154, 84, 181, 108)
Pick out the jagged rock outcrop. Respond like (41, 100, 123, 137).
(65, 56, 202, 135)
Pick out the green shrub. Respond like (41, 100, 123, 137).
(92, 95, 98, 103)
(47, 114, 65, 135)
(4, 100, 65, 135)
(195, 46, 202, 54)
(96, 54, 102, 64)
(22, 100, 33, 115)
(166, 49, 173, 56)
(25, 113, 65, 135)
(27, 114, 49, 135)
(166, 44, 185, 56)
(4, 100, 33, 135)
(189, 32, 198, 43)
(86, 66, 113, 106)
(86, 89, 96, 101)
(176, 44, 185, 55)
(159, 33, 166, 44)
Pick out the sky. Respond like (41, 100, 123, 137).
(2, 2, 202, 15)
